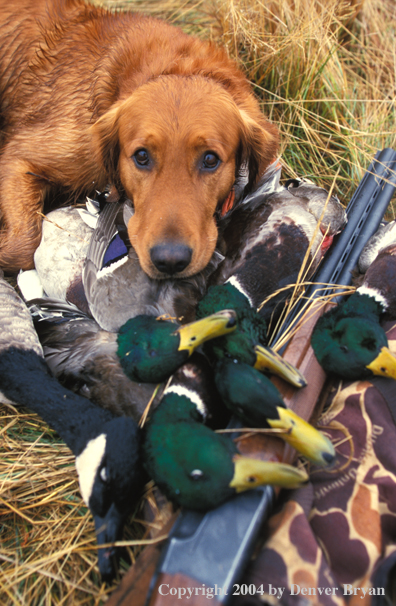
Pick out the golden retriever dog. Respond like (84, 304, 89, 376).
(0, 0, 279, 276)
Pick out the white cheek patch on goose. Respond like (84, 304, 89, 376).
(164, 385, 207, 419)
(75, 434, 107, 506)
(226, 276, 254, 307)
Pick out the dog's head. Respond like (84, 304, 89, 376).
(92, 76, 278, 279)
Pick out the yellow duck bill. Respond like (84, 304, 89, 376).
(267, 407, 336, 467)
(176, 309, 237, 355)
(230, 455, 308, 492)
(366, 346, 396, 380)
(253, 344, 307, 388)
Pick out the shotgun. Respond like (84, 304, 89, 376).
(107, 149, 396, 606)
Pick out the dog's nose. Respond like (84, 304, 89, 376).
(150, 244, 192, 275)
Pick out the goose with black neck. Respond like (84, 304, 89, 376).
(0, 273, 145, 583)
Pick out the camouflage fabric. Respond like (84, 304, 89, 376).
(233, 321, 396, 605)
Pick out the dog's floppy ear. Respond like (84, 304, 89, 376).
(91, 104, 122, 185)
(238, 109, 279, 192)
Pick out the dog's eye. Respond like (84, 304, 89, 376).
(202, 152, 220, 171)
(133, 149, 151, 167)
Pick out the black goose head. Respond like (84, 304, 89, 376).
(75, 416, 145, 583)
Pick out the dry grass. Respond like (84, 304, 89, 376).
(0, 401, 109, 605)
(213, 0, 396, 204)
(1, 0, 396, 603)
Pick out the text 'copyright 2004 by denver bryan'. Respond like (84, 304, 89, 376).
(157, 583, 385, 600)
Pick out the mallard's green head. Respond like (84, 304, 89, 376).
(197, 283, 267, 345)
(312, 294, 396, 381)
(341, 291, 384, 319)
(147, 386, 208, 424)
(214, 358, 284, 424)
(214, 359, 335, 466)
(116, 310, 236, 383)
(204, 326, 259, 367)
(197, 284, 306, 387)
(197, 282, 252, 318)
(143, 390, 308, 510)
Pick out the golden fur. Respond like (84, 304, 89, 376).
(0, 0, 279, 276)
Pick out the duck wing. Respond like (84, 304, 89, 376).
(29, 297, 113, 376)
(83, 201, 121, 286)
(29, 298, 160, 420)
(82, 201, 166, 331)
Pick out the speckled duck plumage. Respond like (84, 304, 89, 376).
(212, 176, 346, 321)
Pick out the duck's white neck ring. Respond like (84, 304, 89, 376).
(164, 385, 207, 418)
(356, 285, 388, 311)
(226, 276, 254, 307)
